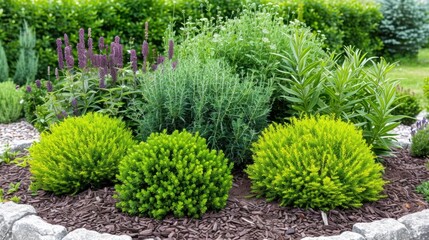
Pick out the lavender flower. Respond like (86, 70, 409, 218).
(46, 81, 53, 92)
(35, 79, 41, 88)
(130, 49, 137, 74)
(172, 61, 178, 70)
(56, 38, 64, 69)
(99, 68, 106, 89)
(411, 117, 428, 136)
(157, 55, 165, 65)
(142, 40, 149, 60)
(26, 85, 32, 93)
(77, 42, 87, 69)
(99, 37, 105, 51)
(79, 28, 85, 46)
(88, 28, 92, 38)
(168, 40, 174, 60)
(57, 110, 68, 120)
(64, 34, 70, 47)
(71, 98, 78, 108)
(65, 46, 74, 69)
(113, 37, 123, 68)
(87, 37, 93, 65)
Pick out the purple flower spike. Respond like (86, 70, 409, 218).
(79, 28, 85, 46)
(130, 49, 137, 74)
(168, 40, 174, 60)
(65, 46, 74, 69)
(172, 61, 178, 70)
(157, 55, 165, 65)
(114, 36, 120, 44)
(142, 40, 149, 60)
(46, 81, 53, 92)
(71, 98, 78, 108)
(77, 43, 87, 69)
(26, 85, 32, 93)
(64, 34, 70, 47)
(87, 37, 93, 65)
(99, 68, 106, 89)
(56, 38, 64, 69)
(35, 79, 41, 88)
(99, 37, 105, 51)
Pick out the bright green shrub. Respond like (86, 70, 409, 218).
(115, 130, 233, 219)
(411, 127, 429, 158)
(0, 81, 24, 123)
(13, 21, 38, 86)
(0, 41, 8, 82)
(29, 112, 135, 195)
(391, 87, 421, 125)
(246, 115, 386, 210)
(378, 0, 429, 59)
(132, 57, 272, 166)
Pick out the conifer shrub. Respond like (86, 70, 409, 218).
(115, 130, 233, 219)
(246, 115, 386, 211)
(411, 127, 429, 158)
(0, 41, 8, 82)
(29, 112, 135, 195)
(0, 81, 24, 123)
(13, 21, 38, 86)
(391, 87, 421, 125)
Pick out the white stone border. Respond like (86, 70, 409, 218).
(1, 202, 428, 240)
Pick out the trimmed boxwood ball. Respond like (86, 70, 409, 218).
(29, 112, 136, 195)
(114, 130, 233, 219)
(246, 115, 386, 211)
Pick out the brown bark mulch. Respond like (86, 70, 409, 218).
(1, 148, 428, 240)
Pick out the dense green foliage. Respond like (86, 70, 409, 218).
(0, 81, 23, 123)
(1, 0, 384, 79)
(29, 112, 135, 195)
(391, 88, 421, 125)
(246, 115, 386, 210)
(132, 56, 272, 166)
(262, 0, 383, 54)
(115, 130, 233, 219)
(416, 181, 429, 202)
(424, 77, 429, 110)
(23, 79, 49, 124)
(378, 0, 429, 58)
(13, 21, 38, 86)
(411, 127, 429, 158)
(0, 41, 8, 82)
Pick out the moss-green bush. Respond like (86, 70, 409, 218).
(115, 130, 233, 219)
(29, 112, 135, 195)
(0, 81, 23, 123)
(246, 115, 386, 210)
(391, 88, 421, 125)
(411, 127, 429, 158)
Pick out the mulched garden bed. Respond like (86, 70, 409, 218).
(1, 148, 428, 240)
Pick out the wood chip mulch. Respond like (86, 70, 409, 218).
(0, 148, 428, 240)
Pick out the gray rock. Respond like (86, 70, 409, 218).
(63, 228, 132, 240)
(398, 209, 429, 240)
(352, 218, 411, 240)
(301, 231, 365, 240)
(11, 215, 67, 240)
(0, 202, 36, 239)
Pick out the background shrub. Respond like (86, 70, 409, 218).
(416, 181, 429, 202)
(246, 115, 386, 210)
(0, 41, 8, 82)
(115, 130, 233, 219)
(0, 81, 24, 123)
(29, 112, 135, 195)
(411, 127, 429, 158)
(13, 21, 38, 86)
(424, 77, 429, 111)
(378, 0, 429, 59)
(131, 56, 272, 166)
(391, 87, 421, 125)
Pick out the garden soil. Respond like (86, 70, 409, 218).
(0, 148, 428, 240)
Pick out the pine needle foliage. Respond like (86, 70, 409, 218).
(0, 81, 24, 123)
(115, 130, 233, 219)
(246, 115, 386, 211)
(29, 112, 136, 195)
(0, 41, 8, 82)
(13, 21, 38, 86)
(133, 57, 272, 167)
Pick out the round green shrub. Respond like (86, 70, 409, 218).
(115, 130, 233, 219)
(391, 89, 421, 125)
(29, 112, 136, 195)
(411, 128, 429, 158)
(0, 81, 24, 123)
(246, 115, 386, 211)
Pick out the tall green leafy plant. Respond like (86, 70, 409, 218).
(0, 41, 8, 82)
(13, 21, 38, 86)
(277, 46, 401, 156)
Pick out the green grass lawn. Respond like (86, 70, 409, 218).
(388, 48, 429, 109)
